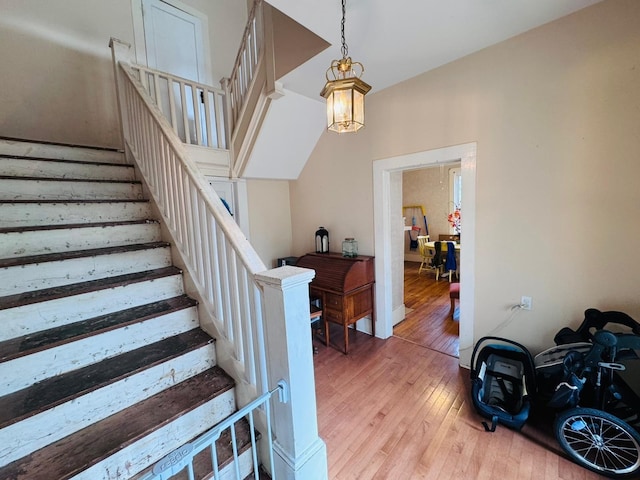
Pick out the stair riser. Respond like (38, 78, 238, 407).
(0, 223, 161, 259)
(0, 139, 125, 164)
(218, 449, 255, 480)
(0, 157, 135, 181)
(0, 201, 151, 228)
(72, 391, 237, 480)
(0, 274, 185, 342)
(0, 178, 142, 201)
(0, 307, 201, 395)
(0, 246, 171, 297)
(0, 344, 219, 465)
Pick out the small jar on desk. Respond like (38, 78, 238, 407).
(342, 238, 358, 258)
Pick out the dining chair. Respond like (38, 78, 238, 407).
(309, 295, 324, 354)
(418, 236, 442, 280)
(442, 241, 458, 282)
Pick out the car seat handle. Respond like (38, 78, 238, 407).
(593, 330, 617, 347)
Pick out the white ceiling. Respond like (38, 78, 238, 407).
(269, 0, 603, 100)
(245, 0, 603, 179)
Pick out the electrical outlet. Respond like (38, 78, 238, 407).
(521, 296, 532, 310)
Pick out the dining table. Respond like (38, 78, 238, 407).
(426, 241, 460, 252)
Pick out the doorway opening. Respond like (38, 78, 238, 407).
(373, 143, 476, 367)
(394, 163, 461, 357)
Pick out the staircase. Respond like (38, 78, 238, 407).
(0, 140, 256, 479)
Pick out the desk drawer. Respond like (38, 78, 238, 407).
(324, 293, 343, 310)
(324, 308, 344, 324)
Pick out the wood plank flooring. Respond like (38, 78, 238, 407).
(313, 334, 604, 479)
(393, 262, 459, 357)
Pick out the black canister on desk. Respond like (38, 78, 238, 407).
(315, 227, 329, 253)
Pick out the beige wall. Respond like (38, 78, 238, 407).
(0, 0, 132, 147)
(289, 132, 375, 256)
(0, 0, 246, 148)
(246, 179, 293, 269)
(290, 0, 640, 353)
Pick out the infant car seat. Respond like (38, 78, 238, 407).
(470, 337, 536, 432)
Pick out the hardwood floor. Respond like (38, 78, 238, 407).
(313, 334, 604, 479)
(393, 262, 459, 357)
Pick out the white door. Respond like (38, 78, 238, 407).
(142, 0, 206, 82)
(142, 0, 209, 143)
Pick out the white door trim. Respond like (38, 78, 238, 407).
(373, 142, 477, 367)
(130, 0, 213, 85)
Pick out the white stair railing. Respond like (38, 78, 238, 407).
(116, 59, 269, 393)
(131, 65, 228, 150)
(110, 35, 328, 480)
(130, 1, 270, 178)
(226, 0, 264, 130)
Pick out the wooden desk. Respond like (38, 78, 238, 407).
(296, 252, 375, 354)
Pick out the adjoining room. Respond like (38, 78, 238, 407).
(395, 163, 462, 357)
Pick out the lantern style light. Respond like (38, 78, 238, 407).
(315, 227, 329, 253)
(320, 0, 371, 134)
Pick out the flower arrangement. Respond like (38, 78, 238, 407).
(448, 206, 461, 234)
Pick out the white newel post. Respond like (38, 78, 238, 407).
(255, 266, 328, 480)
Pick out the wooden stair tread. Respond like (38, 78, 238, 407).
(0, 141, 253, 479)
(0, 153, 132, 168)
(245, 468, 272, 480)
(0, 366, 234, 480)
(0, 329, 213, 429)
(211, 420, 255, 472)
(0, 295, 197, 362)
(0, 175, 141, 185)
(0, 266, 181, 311)
(0, 241, 169, 268)
(0, 199, 148, 204)
(0, 136, 122, 153)
(0, 218, 158, 234)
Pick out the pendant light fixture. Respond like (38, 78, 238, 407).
(320, 0, 371, 134)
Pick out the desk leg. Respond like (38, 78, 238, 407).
(371, 314, 375, 338)
(371, 287, 375, 339)
(324, 317, 330, 348)
(343, 322, 349, 354)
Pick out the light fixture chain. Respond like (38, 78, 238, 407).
(340, 0, 348, 58)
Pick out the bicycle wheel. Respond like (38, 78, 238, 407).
(554, 407, 640, 478)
